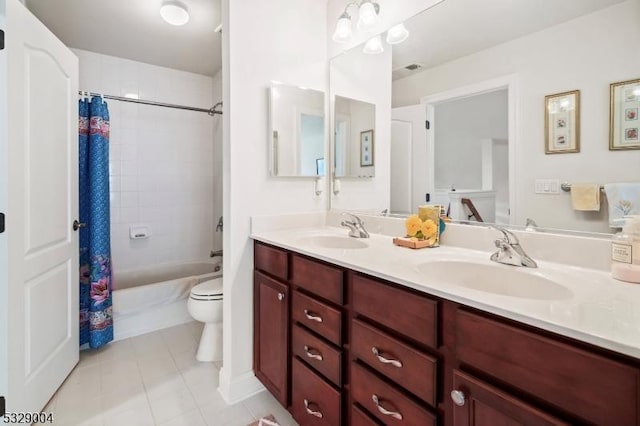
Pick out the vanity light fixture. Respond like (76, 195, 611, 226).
(160, 0, 190, 26)
(386, 23, 409, 45)
(332, 0, 381, 43)
(363, 34, 384, 55)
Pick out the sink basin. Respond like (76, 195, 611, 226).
(416, 261, 572, 300)
(297, 235, 368, 249)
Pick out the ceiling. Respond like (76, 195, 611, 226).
(392, 0, 626, 80)
(26, 0, 222, 76)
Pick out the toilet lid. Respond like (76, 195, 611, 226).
(191, 278, 223, 298)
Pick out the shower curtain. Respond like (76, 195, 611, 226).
(79, 96, 113, 349)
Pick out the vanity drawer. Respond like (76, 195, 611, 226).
(456, 310, 640, 426)
(352, 274, 438, 348)
(291, 357, 341, 426)
(292, 255, 344, 304)
(292, 290, 342, 346)
(351, 362, 437, 426)
(292, 324, 342, 386)
(254, 242, 288, 281)
(351, 405, 383, 426)
(352, 319, 437, 405)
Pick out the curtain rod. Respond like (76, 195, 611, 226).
(78, 91, 222, 116)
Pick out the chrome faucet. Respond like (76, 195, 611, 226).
(489, 226, 537, 268)
(341, 213, 370, 238)
(525, 217, 539, 232)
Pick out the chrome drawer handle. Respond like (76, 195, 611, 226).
(372, 394, 403, 420)
(303, 309, 323, 323)
(372, 347, 403, 368)
(451, 390, 466, 407)
(304, 399, 323, 418)
(304, 345, 323, 361)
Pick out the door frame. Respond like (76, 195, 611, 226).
(0, 0, 9, 400)
(420, 74, 518, 224)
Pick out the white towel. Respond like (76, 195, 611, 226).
(604, 183, 640, 227)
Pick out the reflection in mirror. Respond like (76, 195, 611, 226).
(330, 0, 640, 234)
(269, 84, 325, 177)
(334, 96, 376, 178)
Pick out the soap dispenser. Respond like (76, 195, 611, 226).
(611, 215, 640, 283)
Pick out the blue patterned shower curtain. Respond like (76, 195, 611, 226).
(79, 97, 113, 349)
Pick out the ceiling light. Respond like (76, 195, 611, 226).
(332, 12, 353, 43)
(160, 0, 190, 26)
(357, 0, 381, 31)
(386, 23, 409, 45)
(363, 35, 384, 55)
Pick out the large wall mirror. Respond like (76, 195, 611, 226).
(269, 83, 325, 177)
(329, 0, 640, 233)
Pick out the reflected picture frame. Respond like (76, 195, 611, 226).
(544, 90, 580, 154)
(360, 129, 374, 167)
(609, 78, 640, 150)
(315, 158, 325, 176)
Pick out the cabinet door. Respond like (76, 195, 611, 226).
(254, 271, 289, 406)
(452, 371, 570, 426)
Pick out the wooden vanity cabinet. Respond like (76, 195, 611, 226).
(254, 243, 290, 406)
(253, 241, 640, 426)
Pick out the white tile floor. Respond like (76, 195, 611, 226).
(44, 322, 299, 426)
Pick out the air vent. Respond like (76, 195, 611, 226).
(392, 62, 425, 81)
(405, 63, 422, 71)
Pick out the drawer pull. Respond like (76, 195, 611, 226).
(304, 399, 323, 418)
(303, 345, 323, 361)
(451, 390, 466, 407)
(372, 394, 403, 420)
(372, 347, 403, 368)
(303, 309, 323, 323)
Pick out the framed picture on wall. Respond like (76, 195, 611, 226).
(610, 78, 640, 150)
(360, 129, 374, 167)
(315, 158, 325, 176)
(544, 90, 580, 154)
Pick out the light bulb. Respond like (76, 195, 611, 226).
(357, 1, 380, 31)
(363, 35, 384, 55)
(160, 0, 189, 26)
(386, 23, 409, 45)
(332, 14, 353, 43)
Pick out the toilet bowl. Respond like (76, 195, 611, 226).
(187, 278, 223, 362)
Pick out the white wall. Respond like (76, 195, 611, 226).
(330, 45, 391, 211)
(73, 49, 216, 272)
(434, 90, 508, 190)
(0, 0, 9, 400)
(221, 0, 327, 403)
(393, 1, 640, 232)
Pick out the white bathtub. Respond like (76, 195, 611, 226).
(112, 259, 222, 341)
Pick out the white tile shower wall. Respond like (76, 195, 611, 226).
(73, 49, 215, 272)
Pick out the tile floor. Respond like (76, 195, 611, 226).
(44, 322, 299, 426)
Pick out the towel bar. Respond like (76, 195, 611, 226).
(560, 183, 605, 193)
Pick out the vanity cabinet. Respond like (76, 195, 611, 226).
(253, 241, 640, 426)
(254, 244, 290, 406)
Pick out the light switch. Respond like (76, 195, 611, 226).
(535, 179, 561, 194)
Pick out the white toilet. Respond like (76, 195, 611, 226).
(187, 278, 223, 362)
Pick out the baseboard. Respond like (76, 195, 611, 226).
(218, 368, 266, 404)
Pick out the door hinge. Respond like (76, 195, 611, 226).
(0, 213, 4, 233)
(425, 120, 430, 129)
(0, 30, 4, 50)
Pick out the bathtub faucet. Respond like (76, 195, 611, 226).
(210, 250, 223, 258)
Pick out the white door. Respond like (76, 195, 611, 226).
(5, 0, 79, 413)
(390, 120, 412, 214)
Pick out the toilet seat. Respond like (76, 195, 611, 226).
(190, 279, 223, 301)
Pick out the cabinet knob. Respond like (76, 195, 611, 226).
(303, 399, 323, 418)
(451, 390, 466, 407)
(277, 293, 284, 301)
(72, 220, 87, 231)
(372, 394, 403, 420)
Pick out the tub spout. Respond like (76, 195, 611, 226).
(210, 250, 223, 258)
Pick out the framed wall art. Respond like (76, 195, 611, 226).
(545, 90, 580, 154)
(610, 78, 640, 150)
(360, 129, 374, 167)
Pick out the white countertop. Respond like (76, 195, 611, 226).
(251, 225, 640, 359)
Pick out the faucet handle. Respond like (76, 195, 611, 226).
(489, 225, 519, 245)
(342, 212, 363, 225)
